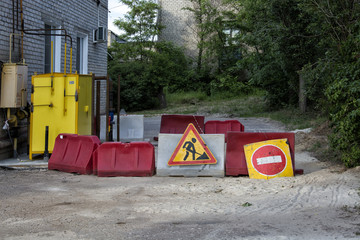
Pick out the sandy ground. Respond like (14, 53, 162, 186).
(0, 118, 359, 239)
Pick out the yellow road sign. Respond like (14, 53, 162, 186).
(244, 138, 294, 180)
(168, 124, 217, 166)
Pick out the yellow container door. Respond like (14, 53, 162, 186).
(77, 75, 92, 135)
(30, 74, 79, 157)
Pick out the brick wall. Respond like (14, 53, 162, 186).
(158, 0, 198, 60)
(158, 0, 229, 62)
(0, 0, 108, 159)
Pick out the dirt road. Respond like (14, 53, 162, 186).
(0, 117, 359, 239)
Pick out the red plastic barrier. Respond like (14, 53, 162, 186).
(48, 134, 101, 175)
(160, 114, 205, 134)
(226, 132, 297, 176)
(94, 142, 155, 177)
(205, 120, 244, 142)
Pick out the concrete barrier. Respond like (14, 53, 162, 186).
(119, 115, 144, 142)
(157, 134, 225, 177)
(100, 115, 144, 141)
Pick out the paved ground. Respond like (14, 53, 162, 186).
(0, 116, 359, 240)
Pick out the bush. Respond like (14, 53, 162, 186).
(325, 58, 360, 167)
(109, 62, 160, 111)
(210, 65, 252, 96)
(108, 42, 192, 111)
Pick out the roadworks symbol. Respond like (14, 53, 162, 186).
(168, 123, 217, 166)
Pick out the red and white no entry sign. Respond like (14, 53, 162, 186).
(251, 145, 287, 176)
(244, 139, 294, 179)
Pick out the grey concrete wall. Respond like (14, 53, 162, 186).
(0, 0, 108, 159)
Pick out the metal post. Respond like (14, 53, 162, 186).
(44, 126, 49, 161)
(106, 74, 110, 142)
(92, 73, 95, 135)
(96, 81, 101, 138)
(117, 75, 120, 142)
(299, 72, 306, 113)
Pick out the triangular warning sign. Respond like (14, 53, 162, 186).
(168, 123, 217, 166)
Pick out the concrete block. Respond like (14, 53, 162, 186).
(100, 115, 144, 142)
(157, 133, 225, 177)
(119, 115, 144, 142)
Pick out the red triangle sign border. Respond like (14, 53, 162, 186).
(167, 123, 217, 166)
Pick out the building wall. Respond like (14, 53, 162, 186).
(158, 0, 198, 60)
(0, 0, 108, 159)
(158, 0, 230, 62)
(107, 30, 126, 47)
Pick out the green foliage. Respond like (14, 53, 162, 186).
(111, 0, 360, 167)
(325, 58, 360, 167)
(109, 0, 192, 111)
(183, 1, 244, 74)
(233, 0, 322, 108)
(182, 0, 219, 73)
(166, 91, 208, 105)
(181, 0, 250, 95)
(298, 0, 360, 167)
(113, 0, 163, 60)
(210, 66, 251, 96)
(109, 42, 191, 111)
(152, 43, 194, 94)
(108, 61, 159, 111)
(221, 0, 360, 166)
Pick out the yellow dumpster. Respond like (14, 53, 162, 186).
(30, 73, 92, 159)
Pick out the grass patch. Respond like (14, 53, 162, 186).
(260, 108, 327, 130)
(167, 91, 208, 105)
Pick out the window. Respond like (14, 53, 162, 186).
(44, 24, 61, 73)
(223, 28, 240, 47)
(220, 26, 242, 70)
(76, 35, 88, 74)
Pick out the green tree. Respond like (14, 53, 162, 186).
(231, 0, 322, 108)
(183, 0, 247, 94)
(183, 0, 214, 74)
(109, 0, 191, 110)
(113, 0, 163, 61)
(301, 0, 360, 167)
(233, 0, 360, 166)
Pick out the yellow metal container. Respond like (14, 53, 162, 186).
(30, 73, 92, 159)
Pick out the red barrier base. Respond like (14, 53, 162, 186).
(94, 142, 155, 177)
(226, 132, 298, 176)
(205, 120, 244, 142)
(48, 134, 101, 175)
(160, 114, 205, 134)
